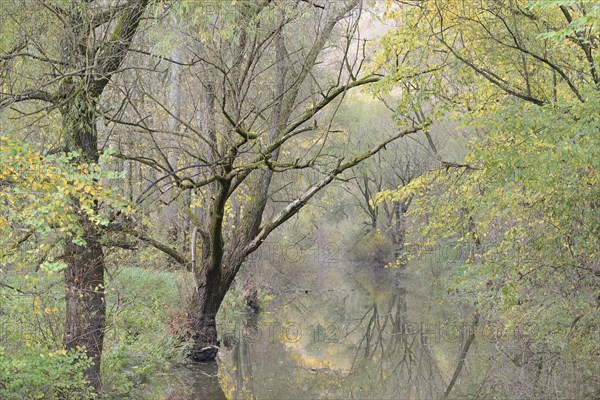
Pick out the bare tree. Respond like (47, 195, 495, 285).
(340, 100, 441, 262)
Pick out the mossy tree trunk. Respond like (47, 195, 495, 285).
(61, 92, 107, 389)
(56, 1, 149, 392)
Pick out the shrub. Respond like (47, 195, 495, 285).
(0, 346, 95, 399)
(349, 230, 394, 265)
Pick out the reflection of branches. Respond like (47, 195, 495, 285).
(164, 363, 226, 400)
(443, 314, 479, 398)
(348, 286, 449, 399)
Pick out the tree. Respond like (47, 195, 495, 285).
(0, 0, 150, 391)
(377, 0, 600, 369)
(336, 96, 443, 262)
(109, 0, 429, 361)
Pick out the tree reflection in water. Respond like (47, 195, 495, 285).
(158, 362, 226, 400)
(211, 267, 481, 399)
(144, 262, 595, 399)
(346, 288, 449, 399)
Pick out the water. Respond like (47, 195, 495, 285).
(145, 260, 597, 399)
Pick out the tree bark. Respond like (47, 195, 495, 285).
(61, 91, 106, 390)
(189, 250, 246, 361)
(189, 177, 231, 361)
(64, 222, 106, 391)
(189, 276, 224, 362)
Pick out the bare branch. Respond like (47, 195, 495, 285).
(243, 122, 429, 258)
(125, 229, 189, 266)
(0, 90, 57, 109)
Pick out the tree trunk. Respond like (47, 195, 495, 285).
(61, 92, 106, 391)
(189, 267, 226, 362)
(189, 178, 232, 362)
(189, 249, 245, 362)
(392, 200, 409, 261)
(166, 36, 183, 268)
(64, 221, 106, 391)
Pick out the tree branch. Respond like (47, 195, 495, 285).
(0, 90, 57, 109)
(125, 229, 189, 266)
(242, 123, 429, 257)
(91, 0, 149, 96)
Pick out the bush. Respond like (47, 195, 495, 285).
(101, 266, 193, 398)
(0, 266, 196, 399)
(348, 230, 394, 265)
(0, 346, 95, 399)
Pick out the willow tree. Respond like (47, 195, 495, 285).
(108, 0, 428, 361)
(0, 0, 150, 391)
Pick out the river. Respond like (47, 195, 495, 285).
(142, 246, 596, 399)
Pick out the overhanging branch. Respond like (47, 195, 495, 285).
(242, 122, 429, 258)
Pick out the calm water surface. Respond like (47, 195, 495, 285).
(145, 244, 600, 400)
(144, 258, 596, 399)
